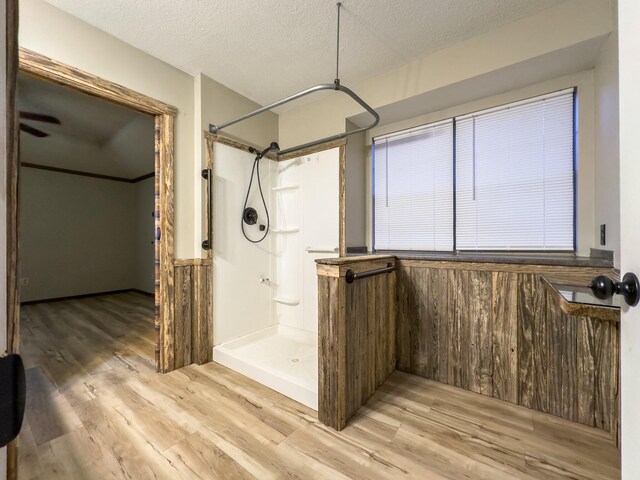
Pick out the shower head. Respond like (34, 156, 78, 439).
(259, 142, 280, 158)
(250, 142, 281, 159)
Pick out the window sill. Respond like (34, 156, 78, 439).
(369, 250, 613, 268)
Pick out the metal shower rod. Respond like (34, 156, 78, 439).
(208, 3, 380, 157)
(208, 82, 380, 156)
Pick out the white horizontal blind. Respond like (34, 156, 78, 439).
(373, 119, 453, 250)
(455, 89, 575, 251)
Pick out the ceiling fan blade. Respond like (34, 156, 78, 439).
(20, 123, 49, 138)
(19, 111, 61, 124)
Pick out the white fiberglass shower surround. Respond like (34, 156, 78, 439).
(211, 140, 340, 409)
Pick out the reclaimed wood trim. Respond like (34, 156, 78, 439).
(153, 116, 162, 371)
(174, 258, 213, 267)
(277, 137, 347, 161)
(158, 113, 175, 372)
(338, 144, 346, 257)
(204, 132, 278, 160)
(21, 162, 154, 183)
(6, 2, 19, 479)
(398, 258, 615, 275)
(316, 254, 396, 267)
(316, 256, 396, 279)
(204, 134, 214, 259)
(540, 276, 620, 323)
(19, 48, 177, 115)
(6, 0, 19, 357)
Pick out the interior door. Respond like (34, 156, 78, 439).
(619, 1, 639, 477)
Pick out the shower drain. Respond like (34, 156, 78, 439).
(290, 358, 300, 363)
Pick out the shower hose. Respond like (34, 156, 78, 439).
(241, 154, 270, 243)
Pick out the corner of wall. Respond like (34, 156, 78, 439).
(594, 19, 620, 266)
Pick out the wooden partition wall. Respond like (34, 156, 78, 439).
(317, 255, 619, 437)
(317, 256, 397, 430)
(171, 259, 213, 370)
(395, 260, 620, 437)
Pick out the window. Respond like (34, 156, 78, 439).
(373, 120, 454, 251)
(373, 88, 576, 252)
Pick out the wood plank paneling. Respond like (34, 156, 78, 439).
(317, 259, 396, 430)
(172, 261, 212, 369)
(395, 262, 619, 435)
(470, 270, 493, 395)
(174, 266, 192, 368)
(518, 273, 549, 412)
(492, 272, 518, 403)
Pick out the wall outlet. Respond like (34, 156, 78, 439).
(20, 278, 29, 286)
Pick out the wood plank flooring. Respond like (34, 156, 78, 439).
(19, 293, 620, 479)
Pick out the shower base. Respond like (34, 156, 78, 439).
(212, 325, 318, 410)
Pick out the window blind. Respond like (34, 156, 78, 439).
(455, 89, 575, 251)
(373, 119, 454, 251)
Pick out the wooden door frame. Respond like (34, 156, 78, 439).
(8, 48, 176, 373)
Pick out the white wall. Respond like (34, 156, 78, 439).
(213, 143, 274, 344)
(594, 25, 620, 264)
(195, 73, 279, 256)
(344, 121, 367, 249)
(19, 168, 154, 302)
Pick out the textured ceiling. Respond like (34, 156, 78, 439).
(42, 0, 568, 108)
(18, 73, 155, 177)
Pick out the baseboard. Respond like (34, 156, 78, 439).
(20, 288, 154, 305)
(131, 289, 154, 298)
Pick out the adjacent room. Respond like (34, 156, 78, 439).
(17, 72, 157, 378)
(3, 0, 639, 479)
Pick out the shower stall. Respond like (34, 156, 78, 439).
(210, 140, 340, 410)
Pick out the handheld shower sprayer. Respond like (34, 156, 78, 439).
(249, 142, 280, 159)
(241, 141, 280, 243)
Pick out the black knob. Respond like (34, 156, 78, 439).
(589, 275, 616, 300)
(589, 272, 640, 307)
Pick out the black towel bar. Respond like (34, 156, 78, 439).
(345, 263, 395, 284)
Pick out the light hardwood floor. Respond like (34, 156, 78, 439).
(19, 293, 621, 479)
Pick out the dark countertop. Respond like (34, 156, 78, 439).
(316, 251, 613, 268)
(315, 255, 395, 266)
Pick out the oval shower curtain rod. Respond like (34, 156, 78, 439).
(209, 82, 379, 156)
(208, 3, 380, 157)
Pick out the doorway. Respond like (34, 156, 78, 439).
(7, 48, 177, 372)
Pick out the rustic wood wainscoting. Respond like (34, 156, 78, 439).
(172, 259, 213, 369)
(317, 256, 397, 430)
(395, 259, 620, 438)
